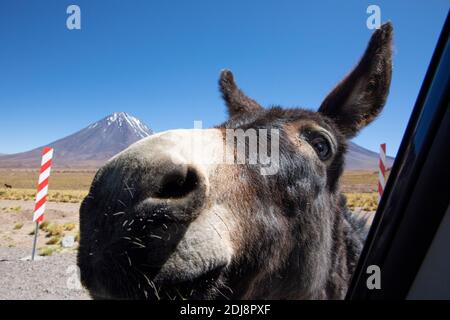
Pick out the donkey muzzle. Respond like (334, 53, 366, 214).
(78, 129, 233, 299)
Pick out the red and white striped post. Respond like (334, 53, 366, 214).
(31, 147, 54, 261)
(378, 143, 386, 204)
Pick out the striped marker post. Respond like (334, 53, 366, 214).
(31, 147, 54, 261)
(378, 143, 386, 204)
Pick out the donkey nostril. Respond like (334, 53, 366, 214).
(155, 167, 199, 199)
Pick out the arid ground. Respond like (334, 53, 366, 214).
(0, 199, 90, 299)
(0, 169, 380, 299)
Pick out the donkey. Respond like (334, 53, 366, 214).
(78, 23, 393, 300)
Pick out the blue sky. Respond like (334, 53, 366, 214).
(0, 1, 448, 156)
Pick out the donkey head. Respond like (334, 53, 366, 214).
(78, 23, 392, 299)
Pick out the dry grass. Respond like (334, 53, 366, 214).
(46, 235, 61, 245)
(341, 171, 378, 193)
(42, 222, 64, 237)
(0, 169, 382, 212)
(13, 222, 24, 230)
(344, 192, 378, 212)
(39, 220, 50, 231)
(2, 206, 22, 213)
(341, 170, 390, 193)
(0, 169, 91, 202)
(62, 222, 76, 231)
(38, 220, 78, 241)
(0, 188, 87, 203)
(0, 169, 95, 190)
(38, 246, 58, 256)
(342, 171, 378, 184)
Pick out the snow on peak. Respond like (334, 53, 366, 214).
(106, 112, 126, 127)
(107, 112, 128, 123)
(98, 112, 152, 138)
(121, 113, 153, 138)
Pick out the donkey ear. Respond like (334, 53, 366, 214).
(219, 69, 262, 118)
(318, 22, 393, 138)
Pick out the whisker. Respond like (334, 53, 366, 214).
(131, 241, 146, 248)
(214, 212, 230, 232)
(124, 182, 134, 199)
(175, 288, 187, 300)
(208, 221, 223, 239)
(165, 292, 175, 300)
(215, 286, 230, 300)
(132, 267, 161, 300)
(124, 251, 132, 267)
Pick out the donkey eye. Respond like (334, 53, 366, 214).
(300, 130, 333, 161)
(311, 137, 331, 161)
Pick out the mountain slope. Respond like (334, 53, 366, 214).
(0, 112, 153, 168)
(346, 142, 395, 170)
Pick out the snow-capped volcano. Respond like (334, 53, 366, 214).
(90, 112, 152, 139)
(0, 112, 153, 168)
